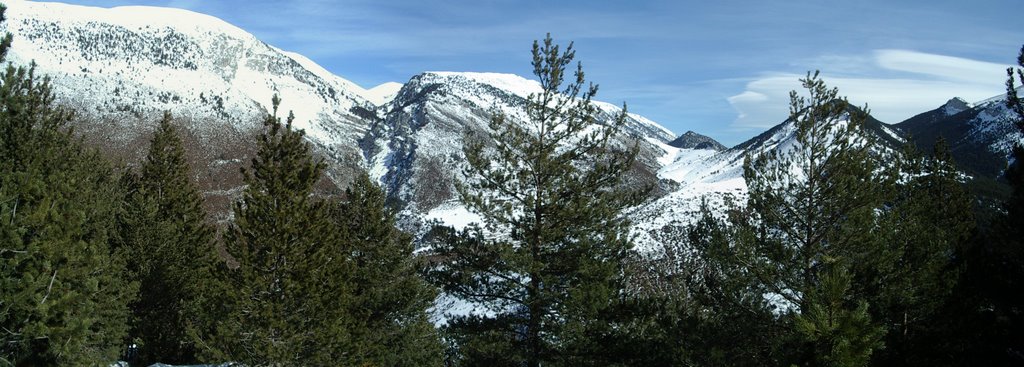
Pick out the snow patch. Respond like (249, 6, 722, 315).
(424, 203, 483, 230)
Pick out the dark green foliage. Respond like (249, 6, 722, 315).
(733, 71, 889, 366)
(201, 97, 355, 364)
(199, 98, 440, 365)
(866, 139, 974, 366)
(117, 112, 217, 366)
(940, 42, 1024, 366)
(0, 4, 135, 364)
(626, 205, 785, 366)
(1004, 44, 1024, 233)
(668, 74, 976, 367)
(940, 43, 1024, 365)
(329, 173, 443, 366)
(793, 265, 884, 367)
(427, 34, 644, 367)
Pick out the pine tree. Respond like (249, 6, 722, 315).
(117, 112, 218, 365)
(793, 265, 884, 367)
(200, 96, 355, 364)
(936, 43, 1024, 365)
(0, 4, 135, 364)
(735, 71, 887, 366)
(329, 173, 443, 366)
(426, 34, 644, 367)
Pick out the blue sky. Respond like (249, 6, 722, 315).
(67, 0, 1021, 146)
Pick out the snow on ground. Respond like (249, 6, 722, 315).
(657, 148, 720, 182)
(628, 177, 746, 252)
(8, 0, 254, 40)
(423, 202, 484, 230)
(429, 292, 499, 327)
(646, 137, 682, 167)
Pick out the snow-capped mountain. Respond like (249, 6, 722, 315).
(5, 1, 1018, 252)
(0, 0, 394, 139)
(897, 95, 1024, 179)
(0, 0, 406, 219)
(0, 0, 691, 227)
(628, 105, 907, 251)
(361, 71, 682, 229)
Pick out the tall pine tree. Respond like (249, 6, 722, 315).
(199, 97, 356, 364)
(117, 112, 218, 366)
(0, 4, 135, 364)
(734, 71, 887, 366)
(329, 173, 443, 366)
(427, 34, 644, 367)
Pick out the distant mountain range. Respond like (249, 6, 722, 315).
(2, 0, 1020, 248)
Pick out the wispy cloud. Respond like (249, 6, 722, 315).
(727, 50, 1015, 130)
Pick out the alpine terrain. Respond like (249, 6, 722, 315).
(4, 0, 1021, 244)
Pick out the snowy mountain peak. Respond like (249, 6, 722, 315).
(1, 0, 378, 145)
(942, 97, 971, 116)
(7, 0, 254, 41)
(421, 71, 542, 98)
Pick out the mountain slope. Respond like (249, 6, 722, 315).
(629, 104, 906, 250)
(362, 71, 682, 229)
(897, 95, 1023, 179)
(1, 1, 701, 227)
(0, 0, 396, 219)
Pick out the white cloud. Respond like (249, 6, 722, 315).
(874, 49, 1010, 82)
(728, 50, 1015, 130)
(726, 90, 773, 122)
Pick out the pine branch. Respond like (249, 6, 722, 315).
(40, 269, 57, 305)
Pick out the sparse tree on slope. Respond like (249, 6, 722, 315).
(427, 34, 645, 367)
(0, 4, 135, 364)
(117, 112, 218, 366)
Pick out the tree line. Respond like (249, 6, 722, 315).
(1, 5, 1022, 365)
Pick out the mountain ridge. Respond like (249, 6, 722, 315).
(897, 93, 1023, 179)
